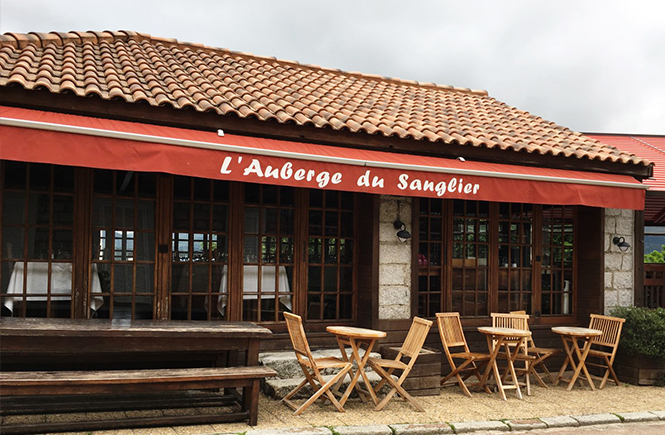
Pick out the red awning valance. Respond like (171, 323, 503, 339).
(0, 106, 646, 210)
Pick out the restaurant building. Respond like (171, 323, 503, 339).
(0, 31, 652, 347)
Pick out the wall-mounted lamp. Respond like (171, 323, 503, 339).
(394, 200, 412, 243)
(613, 236, 631, 252)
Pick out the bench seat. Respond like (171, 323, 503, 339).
(0, 366, 277, 434)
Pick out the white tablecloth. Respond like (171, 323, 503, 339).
(3, 262, 104, 314)
(218, 265, 292, 314)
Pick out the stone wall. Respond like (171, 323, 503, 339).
(378, 196, 412, 319)
(604, 208, 635, 314)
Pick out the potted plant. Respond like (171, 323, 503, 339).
(610, 306, 665, 386)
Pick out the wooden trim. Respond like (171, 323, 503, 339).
(155, 175, 173, 320)
(634, 209, 644, 307)
(73, 169, 93, 318)
(227, 183, 244, 321)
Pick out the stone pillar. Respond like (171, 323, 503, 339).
(604, 208, 635, 314)
(378, 196, 412, 320)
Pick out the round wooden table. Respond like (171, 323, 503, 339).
(326, 326, 386, 406)
(478, 326, 532, 400)
(552, 326, 602, 390)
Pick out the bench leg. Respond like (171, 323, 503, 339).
(243, 378, 261, 426)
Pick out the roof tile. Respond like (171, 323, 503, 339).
(0, 30, 649, 167)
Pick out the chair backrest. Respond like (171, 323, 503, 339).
(284, 312, 314, 361)
(436, 312, 469, 352)
(398, 317, 433, 359)
(509, 310, 536, 347)
(491, 312, 529, 331)
(491, 312, 530, 351)
(589, 314, 625, 351)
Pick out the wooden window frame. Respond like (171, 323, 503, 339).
(413, 198, 578, 327)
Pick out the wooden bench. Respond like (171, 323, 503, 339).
(0, 366, 277, 435)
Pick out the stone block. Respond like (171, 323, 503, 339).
(450, 420, 509, 433)
(379, 285, 410, 305)
(246, 428, 331, 435)
(391, 423, 453, 434)
(504, 418, 547, 431)
(379, 304, 410, 320)
(604, 272, 613, 289)
(572, 413, 621, 426)
(540, 415, 579, 428)
(605, 217, 617, 234)
(613, 271, 633, 289)
(335, 425, 392, 435)
(380, 244, 412, 264)
(605, 208, 621, 216)
(605, 253, 623, 270)
(618, 289, 634, 307)
(379, 264, 410, 286)
(650, 411, 665, 420)
(618, 411, 659, 422)
(616, 218, 633, 234)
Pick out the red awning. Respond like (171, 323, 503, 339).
(0, 106, 646, 210)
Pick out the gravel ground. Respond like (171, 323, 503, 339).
(4, 383, 665, 435)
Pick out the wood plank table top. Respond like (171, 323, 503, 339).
(326, 326, 387, 340)
(551, 326, 602, 338)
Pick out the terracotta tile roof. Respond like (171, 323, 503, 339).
(588, 134, 665, 190)
(0, 30, 650, 167)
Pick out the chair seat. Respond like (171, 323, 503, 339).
(309, 357, 351, 369)
(586, 349, 612, 358)
(529, 346, 558, 355)
(368, 357, 408, 370)
(450, 351, 491, 361)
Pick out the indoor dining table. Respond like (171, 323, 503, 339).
(552, 326, 603, 390)
(326, 325, 386, 406)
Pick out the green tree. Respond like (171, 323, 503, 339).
(645, 245, 665, 264)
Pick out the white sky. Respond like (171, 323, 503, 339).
(1, 0, 664, 135)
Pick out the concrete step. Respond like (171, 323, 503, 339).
(259, 349, 391, 399)
(263, 371, 390, 400)
(259, 349, 381, 380)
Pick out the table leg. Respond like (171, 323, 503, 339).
(352, 338, 380, 406)
(479, 334, 507, 400)
(569, 337, 596, 391)
(504, 340, 523, 399)
(554, 336, 575, 386)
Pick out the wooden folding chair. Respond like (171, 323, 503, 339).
(367, 317, 432, 411)
(510, 310, 559, 383)
(282, 312, 353, 415)
(436, 312, 491, 397)
(586, 313, 626, 389)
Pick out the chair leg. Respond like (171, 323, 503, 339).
(294, 367, 351, 415)
(373, 365, 424, 412)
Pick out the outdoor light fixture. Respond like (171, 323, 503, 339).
(613, 236, 631, 252)
(394, 200, 412, 243)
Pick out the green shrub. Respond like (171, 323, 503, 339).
(610, 306, 665, 360)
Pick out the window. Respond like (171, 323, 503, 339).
(91, 170, 157, 320)
(170, 177, 229, 320)
(306, 190, 355, 321)
(1, 160, 359, 325)
(416, 199, 575, 319)
(497, 203, 533, 313)
(241, 184, 295, 322)
(540, 205, 574, 315)
(644, 226, 665, 263)
(1, 161, 75, 318)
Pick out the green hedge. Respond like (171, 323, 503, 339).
(610, 306, 665, 360)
